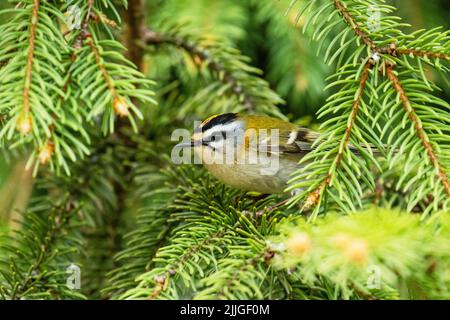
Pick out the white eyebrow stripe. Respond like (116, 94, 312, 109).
(287, 130, 298, 144)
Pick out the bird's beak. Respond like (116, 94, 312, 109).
(175, 140, 197, 148)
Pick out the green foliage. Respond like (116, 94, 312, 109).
(0, 0, 448, 301)
(105, 163, 290, 299)
(0, 138, 122, 299)
(272, 208, 450, 299)
(144, 23, 285, 120)
(149, 0, 248, 44)
(250, 0, 331, 113)
(0, 0, 156, 175)
(286, 0, 450, 218)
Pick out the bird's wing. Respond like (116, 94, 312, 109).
(248, 127, 382, 158)
(244, 127, 318, 156)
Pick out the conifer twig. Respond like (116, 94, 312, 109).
(378, 44, 450, 60)
(385, 64, 450, 197)
(85, 38, 119, 102)
(18, 0, 40, 134)
(334, 0, 449, 61)
(149, 229, 227, 299)
(11, 199, 78, 300)
(143, 28, 256, 111)
(333, 0, 376, 50)
(305, 60, 373, 208)
(395, 49, 450, 60)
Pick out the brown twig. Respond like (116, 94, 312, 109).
(379, 44, 450, 60)
(334, 0, 450, 61)
(305, 61, 373, 208)
(81, 0, 124, 113)
(333, 0, 376, 50)
(395, 49, 450, 60)
(19, 0, 40, 131)
(385, 64, 450, 197)
(86, 38, 118, 99)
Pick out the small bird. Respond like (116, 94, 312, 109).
(175, 113, 321, 194)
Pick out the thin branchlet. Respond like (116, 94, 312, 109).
(334, 0, 450, 60)
(333, 0, 376, 50)
(18, 0, 40, 133)
(149, 229, 227, 299)
(385, 64, 450, 197)
(305, 61, 373, 208)
(86, 38, 118, 100)
(143, 28, 255, 111)
(303, 0, 450, 210)
(393, 48, 449, 61)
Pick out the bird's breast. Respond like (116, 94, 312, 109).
(202, 155, 299, 194)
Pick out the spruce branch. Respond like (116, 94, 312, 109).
(288, 0, 449, 214)
(19, 0, 40, 135)
(250, 0, 330, 110)
(273, 208, 450, 299)
(333, 0, 376, 50)
(0, 188, 86, 300)
(304, 60, 373, 210)
(108, 163, 291, 300)
(149, 228, 228, 300)
(143, 28, 254, 111)
(143, 26, 284, 116)
(394, 49, 449, 61)
(214, 251, 266, 300)
(385, 63, 450, 197)
(85, 38, 121, 113)
(71, 30, 156, 135)
(9, 198, 78, 300)
(0, 0, 66, 139)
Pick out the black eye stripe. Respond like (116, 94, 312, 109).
(202, 129, 241, 145)
(201, 113, 237, 132)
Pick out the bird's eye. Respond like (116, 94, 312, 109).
(211, 133, 224, 142)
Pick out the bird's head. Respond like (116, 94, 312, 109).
(176, 113, 245, 156)
(177, 113, 245, 151)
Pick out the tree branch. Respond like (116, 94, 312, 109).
(143, 28, 256, 111)
(395, 49, 450, 60)
(333, 0, 376, 50)
(305, 60, 373, 208)
(123, 0, 146, 71)
(385, 64, 450, 197)
(149, 228, 227, 299)
(18, 0, 40, 134)
(11, 198, 78, 300)
(334, 0, 449, 61)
